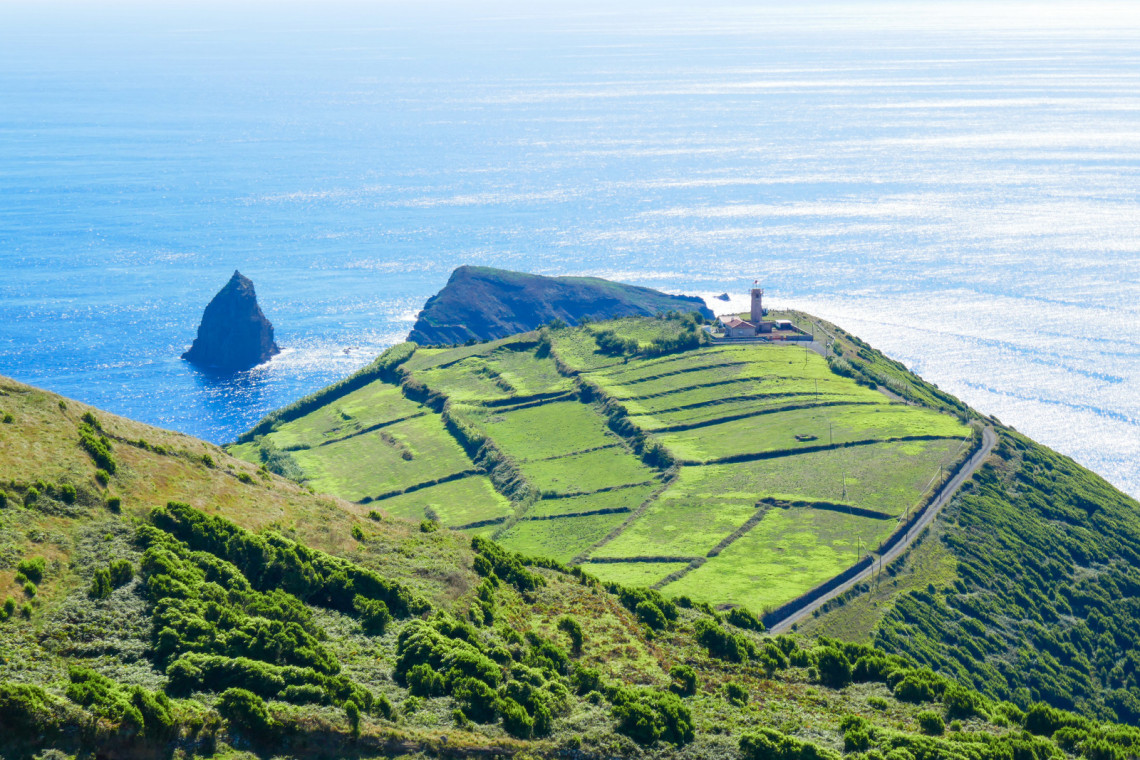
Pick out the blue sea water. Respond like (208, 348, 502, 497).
(1, 1, 1139, 497)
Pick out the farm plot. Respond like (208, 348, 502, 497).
(482, 348, 573, 397)
(657, 403, 970, 463)
(521, 448, 659, 496)
(527, 484, 658, 518)
(412, 356, 516, 403)
(496, 512, 629, 563)
(458, 400, 621, 462)
(581, 561, 692, 589)
(662, 506, 897, 612)
(291, 414, 475, 502)
(251, 381, 426, 451)
(589, 492, 756, 560)
(625, 394, 866, 432)
(669, 439, 967, 518)
(371, 475, 512, 529)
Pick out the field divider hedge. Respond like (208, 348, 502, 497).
(609, 360, 751, 386)
(645, 400, 881, 435)
(760, 497, 894, 521)
(571, 473, 678, 564)
(469, 390, 576, 411)
(358, 469, 482, 504)
(706, 502, 773, 559)
(617, 375, 781, 401)
(685, 435, 965, 467)
(635, 390, 826, 415)
(652, 557, 707, 589)
(451, 515, 510, 530)
(522, 506, 632, 522)
(539, 480, 657, 500)
(526, 443, 621, 464)
(586, 555, 701, 564)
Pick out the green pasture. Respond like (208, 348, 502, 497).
(549, 329, 627, 373)
(626, 395, 863, 432)
(658, 403, 970, 462)
(496, 512, 628, 563)
(413, 356, 516, 403)
(670, 439, 966, 517)
(619, 373, 882, 412)
(527, 484, 658, 517)
(600, 353, 835, 400)
(400, 334, 526, 372)
(372, 475, 512, 527)
(252, 381, 425, 451)
(663, 506, 896, 611)
(590, 493, 756, 560)
(522, 448, 659, 495)
(581, 561, 691, 589)
(291, 414, 474, 502)
(459, 400, 621, 461)
(482, 348, 573, 396)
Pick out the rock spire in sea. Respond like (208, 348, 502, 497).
(182, 270, 280, 372)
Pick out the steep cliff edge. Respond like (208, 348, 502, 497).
(182, 270, 280, 371)
(407, 265, 714, 345)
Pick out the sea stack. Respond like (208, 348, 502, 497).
(182, 270, 280, 372)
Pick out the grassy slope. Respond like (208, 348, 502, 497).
(4, 374, 1140, 760)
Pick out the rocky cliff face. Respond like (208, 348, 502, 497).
(182, 270, 280, 371)
(407, 266, 714, 345)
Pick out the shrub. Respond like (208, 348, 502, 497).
(725, 682, 749, 707)
(741, 727, 840, 760)
(89, 568, 112, 599)
(58, 484, 76, 504)
(20, 602, 32, 619)
(501, 697, 533, 738)
(610, 687, 694, 746)
(695, 618, 754, 662)
(354, 595, 391, 635)
(917, 710, 945, 735)
(0, 491, 6, 508)
(815, 647, 852, 689)
(450, 677, 499, 723)
(106, 495, 121, 512)
(351, 525, 365, 541)
(237, 472, 253, 484)
(25, 486, 39, 505)
(201, 453, 215, 468)
(727, 606, 765, 632)
(345, 699, 361, 737)
(78, 424, 116, 474)
(109, 559, 134, 587)
(367, 510, 382, 521)
(218, 688, 274, 737)
(868, 696, 889, 710)
(635, 600, 667, 630)
(17, 557, 46, 583)
(892, 670, 946, 704)
(557, 616, 584, 655)
(670, 664, 697, 697)
(95, 469, 110, 486)
(2, 596, 15, 620)
(0, 682, 61, 739)
(942, 683, 987, 720)
(420, 519, 438, 533)
(23, 581, 37, 598)
(407, 663, 445, 697)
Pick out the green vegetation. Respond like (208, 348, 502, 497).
(228, 315, 974, 618)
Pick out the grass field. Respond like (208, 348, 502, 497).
(495, 512, 628, 563)
(657, 439, 964, 517)
(292, 415, 474, 502)
(527, 485, 658, 517)
(457, 400, 621, 462)
(581, 560, 691, 588)
(657, 403, 970, 462)
(371, 474, 511, 527)
(521, 448, 659, 495)
(591, 495, 755, 559)
(662, 506, 896, 611)
(250, 381, 425, 451)
(482, 348, 573, 396)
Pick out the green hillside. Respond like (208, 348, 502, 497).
(232, 314, 976, 616)
(4, 375, 1140, 760)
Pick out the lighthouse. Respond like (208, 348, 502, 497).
(750, 284, 764, 323)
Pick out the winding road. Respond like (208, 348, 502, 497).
(767, 424, 998, 634)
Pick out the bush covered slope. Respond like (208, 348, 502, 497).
(5, 374, 1140, 760)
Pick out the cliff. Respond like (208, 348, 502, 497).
(406, 265, 714, 345)
(182, 270, 280, 371)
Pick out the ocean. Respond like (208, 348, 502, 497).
(1, 1, 1138, 497)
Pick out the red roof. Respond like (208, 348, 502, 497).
(723, 317, 753, 329)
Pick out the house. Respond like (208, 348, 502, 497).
(722, 317, 757, 339)
(716, 285, 776, 338)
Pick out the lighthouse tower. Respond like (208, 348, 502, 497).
(750, 284, 764, 323)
